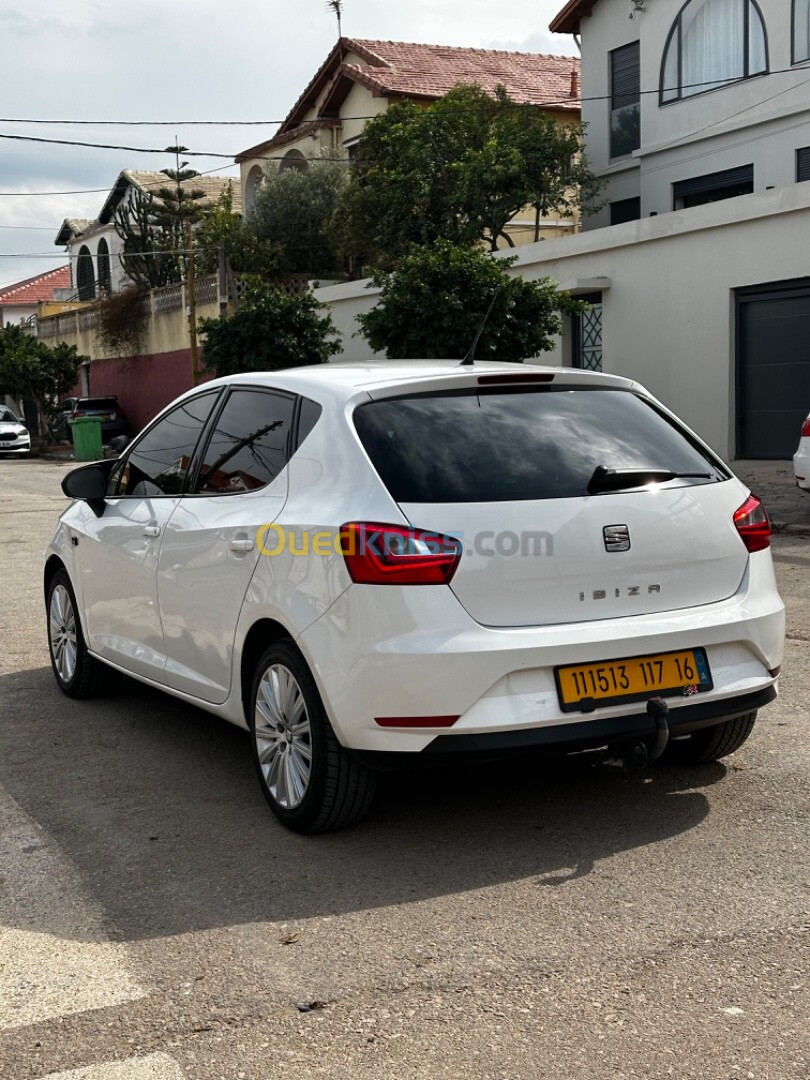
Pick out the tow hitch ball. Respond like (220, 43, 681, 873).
(609, 698, 671, 775)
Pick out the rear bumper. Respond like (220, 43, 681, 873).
(298, 550, 784, 754)
(350, 684, 777, 768)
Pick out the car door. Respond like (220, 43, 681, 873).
(157, 387, 295, 704)
(72, 390, 220, 682)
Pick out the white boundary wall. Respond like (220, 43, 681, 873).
(314, 184, 810, 461)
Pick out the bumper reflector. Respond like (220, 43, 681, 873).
(375, 715, 460, 728)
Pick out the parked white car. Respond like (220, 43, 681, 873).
(45, 362, 785, 832)
(794, 412, 810, 492)
(0, 406, 31, 455)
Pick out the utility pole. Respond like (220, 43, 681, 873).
(186, 220, 198, 386)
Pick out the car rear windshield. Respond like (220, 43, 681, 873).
(352, 387, 725, 503)
(79, 397, 118, 410)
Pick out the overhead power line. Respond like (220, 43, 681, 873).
(0, 165, 237, 199)
(0, 63, 805, 129)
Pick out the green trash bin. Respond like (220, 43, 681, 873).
(69, 416, 103, 462)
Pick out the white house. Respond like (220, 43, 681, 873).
(538, 0, 810, 459)
(55, 172, 242, 300)
(549, 0, 810, 227)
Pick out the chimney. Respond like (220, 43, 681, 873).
(570, 66, 579, 99)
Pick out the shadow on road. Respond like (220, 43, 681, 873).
(0, 666, 722, 941)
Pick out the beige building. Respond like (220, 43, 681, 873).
(236, 37, 583, 245)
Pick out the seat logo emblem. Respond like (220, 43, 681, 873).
(603, 524, 630, 552)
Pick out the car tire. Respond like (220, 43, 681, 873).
(47, 568, 114, 698)
(249, 640, 377, 833)
(664, 711, 757, 766)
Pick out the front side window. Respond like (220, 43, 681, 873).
(193, 389, 294, 494)
(610, 42, 640, 157)
(661, 0, 767, 103)
(796, 0, 810, 63)
(110, 392, 218, 498)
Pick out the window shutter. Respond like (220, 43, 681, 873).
(798, 148, 810, 183)
(673, 164, 754, 200)
(611, 42, 640, 110)
(610, 197, 641, 225)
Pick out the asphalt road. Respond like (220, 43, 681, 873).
(1, 459, 808, 1080)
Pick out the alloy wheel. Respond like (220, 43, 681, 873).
(49, 584, 77, 683)
(254, 663, 313, 809)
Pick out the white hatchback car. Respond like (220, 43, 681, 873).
(794, 411, 810, 492)
(45, 362, 785, 832)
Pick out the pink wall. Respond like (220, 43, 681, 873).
(76, 350, 214, 434)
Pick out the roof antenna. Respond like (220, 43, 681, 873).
(460, 289, 499, 366)
(326, 0, 343, 38)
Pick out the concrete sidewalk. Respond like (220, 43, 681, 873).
(735, 459, 810, 535)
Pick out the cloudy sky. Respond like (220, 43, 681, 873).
(0, 0, 577, 290)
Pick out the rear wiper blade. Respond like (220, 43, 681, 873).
(587, 465, 713, 495)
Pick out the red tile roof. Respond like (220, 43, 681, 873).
(342, 39, 581, 108)
(0, 265, 71, 305)
(236, 38, 580, 162)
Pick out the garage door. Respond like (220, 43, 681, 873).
(737, 280, 810, 458)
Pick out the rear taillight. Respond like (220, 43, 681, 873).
(801, 418, 810, 438)
(73, 410, 86, 417)
(117, 407, 127, 417)
(733, 494, 771, 553)
(340, 522, 462, 585)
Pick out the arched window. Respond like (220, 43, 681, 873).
(279, 148, 309, 173)
(795, 0, 810, 63)
(97, 238, 112, 294)
(661, 0, 768, 103)
(76, 245, 95, 301)
(244, 164, 264, 216)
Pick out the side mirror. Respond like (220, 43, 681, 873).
(61, 463, 110, 517)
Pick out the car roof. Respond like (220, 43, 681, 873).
(203, 360, 638, 400)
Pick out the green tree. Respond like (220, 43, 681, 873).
(114, 149, 208, 289)
(337, 84, 602, 268)
(194, 187, 279, 279)
(114, 189, 186, 289)
(153, 148, 207, 229)
(356, 240, 583, 361)
(0, 325, 84, 435)
(199, 281, 342, 377)
(249, 158, 348, 279)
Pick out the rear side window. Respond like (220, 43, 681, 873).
(193, 389, 294, 494)
(353, 388, 723, 503)
(112, 391, 218, 497)
(297, 396, 322, 447)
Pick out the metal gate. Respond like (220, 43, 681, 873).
(736, 280, 810, 458)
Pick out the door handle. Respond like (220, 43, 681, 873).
(230, 537, 255, 553)
(143, 525, 161, 538)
